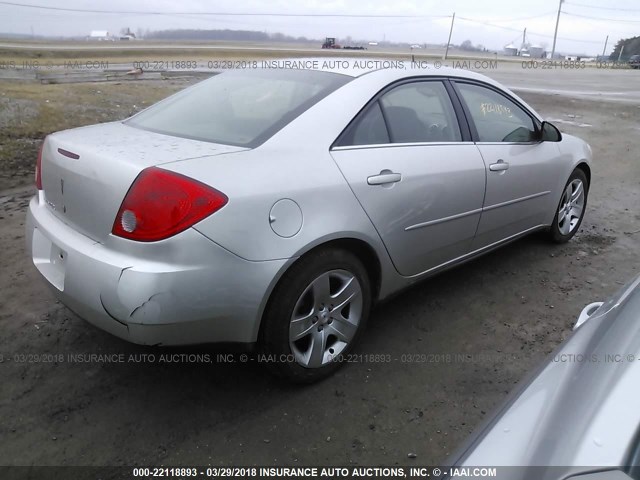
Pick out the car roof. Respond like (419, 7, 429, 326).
(300, 56, 529, 101)
(282, 56, 490, 82)
(252, 57, 545, 128)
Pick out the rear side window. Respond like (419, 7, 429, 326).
(336, 80, 461, 147)
(456, 83, 537, 143)
(127, 69, 351, 148)
(380, 81, 461, 143)
(337, 102, 390, 146)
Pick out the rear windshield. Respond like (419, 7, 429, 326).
(126, 69, 351, 148)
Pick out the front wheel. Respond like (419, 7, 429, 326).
(260, 248, 371, 383)
(549, 169, 588, 243)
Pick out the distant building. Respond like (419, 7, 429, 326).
(88, 30, 110, 41)
(529, 44, 545, 58)
(504, 44, 518, 56)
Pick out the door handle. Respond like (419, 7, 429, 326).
(367, 171, 402, 185)
(489, 160, 509, 172)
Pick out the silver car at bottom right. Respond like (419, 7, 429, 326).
(446, 274, 640, 480)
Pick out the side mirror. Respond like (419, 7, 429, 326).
(540, 121, 562, 142)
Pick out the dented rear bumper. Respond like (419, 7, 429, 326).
(26, 195, 287, 345)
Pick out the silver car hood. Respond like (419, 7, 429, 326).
(448, 274, 640, 471)
(41, 122, 247, 242)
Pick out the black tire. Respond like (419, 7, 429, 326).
(260, 248, 372, 384)
(549, 168, 589, 243)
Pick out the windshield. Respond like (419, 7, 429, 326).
(126, 69, 351, 148)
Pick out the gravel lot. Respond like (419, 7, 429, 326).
(1, 67, 639, 470)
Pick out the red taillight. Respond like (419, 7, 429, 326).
(35, 141, 44, 190)
(112, 167, 228, 242)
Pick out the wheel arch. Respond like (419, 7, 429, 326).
(308, 237, 383, 302)
(255, 235, 383, 342)
(575, 161, 591, 187)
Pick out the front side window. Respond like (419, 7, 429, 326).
(456, 83, 537, 143)
(127, 69, 351, 148)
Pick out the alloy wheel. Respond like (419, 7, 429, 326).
(289, 269, 363, 368)
(557, 179, 585, 235)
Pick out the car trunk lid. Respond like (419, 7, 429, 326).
(41, 122, 246, 243)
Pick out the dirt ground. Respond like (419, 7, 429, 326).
(0, 74, 639, 471)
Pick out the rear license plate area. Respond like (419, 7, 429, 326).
(32, 228, 66, 291)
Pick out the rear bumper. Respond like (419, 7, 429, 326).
(26, 195, 287, 345)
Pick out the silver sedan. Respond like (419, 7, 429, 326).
(26, 62, 592, 382)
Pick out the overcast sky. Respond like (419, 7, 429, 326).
(1, 0, 639, 55)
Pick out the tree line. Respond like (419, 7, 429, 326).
(610, 36, 640, 60)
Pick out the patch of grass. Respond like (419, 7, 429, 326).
(0, 43, 472, 65)
(0, 78, 194, 190)
(1, 81, 185, 135)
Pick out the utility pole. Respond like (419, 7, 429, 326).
(444, 12, 455, 60)
(551, 0, 563, 58)
(618, 45, 625, 62)
(521, 27, 527, 53)
(601, 35, 609, 59)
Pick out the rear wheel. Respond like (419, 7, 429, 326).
(549, 169, 588, 243)
(260, 248, 371, 383)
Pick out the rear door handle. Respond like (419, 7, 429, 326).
(367, 171, 402, 185)
(489, 160, 509, 172)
